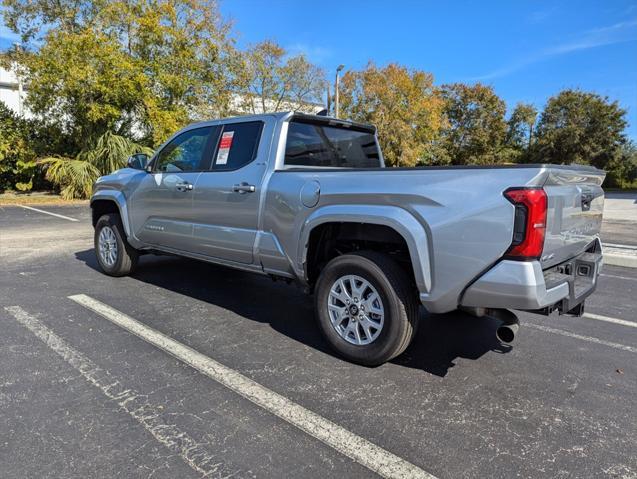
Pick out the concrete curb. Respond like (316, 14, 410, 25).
(603, 243, 637, 269)
(604, 254, 637, 269)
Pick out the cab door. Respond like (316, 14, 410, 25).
(129, 126, 219, 252)
(191, 119, 270, 264)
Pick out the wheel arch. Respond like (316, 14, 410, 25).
(90, 191, 131, 237)
(299, 205, 432, 294)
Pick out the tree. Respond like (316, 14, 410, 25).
(16, 29, 145, 149)
(1, 0, 100, 42)
(98, 0, 242, 142)
(533, 90, 627, 170)
(439, 83, 507, 165)
(1, 0, 242, 197)
(2, 0, 241, 146)
(339, 62, 445, 167)
(604, 141, 637, 188)
(507, 102, 537, 150)
(239, 40, 325, 114)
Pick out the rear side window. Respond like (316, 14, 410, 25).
(284, 121, 380, 168)
(211, 121, 263, 171)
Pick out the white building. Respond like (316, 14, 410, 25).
(0, 66, 26, 116)
(229, 92, 325, 116)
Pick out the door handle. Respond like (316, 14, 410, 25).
(233, 182, 256, 194)
(175, 182, 193, 192)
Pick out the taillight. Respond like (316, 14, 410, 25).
(503, 187, 547, 260)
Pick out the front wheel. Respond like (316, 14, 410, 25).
(314, 251, 419, 366)
(94, 213, 138, 277)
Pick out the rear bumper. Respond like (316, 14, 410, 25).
(459, 249, 603, 313)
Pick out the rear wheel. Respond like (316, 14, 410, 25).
(94, 213, 138, 277)
(314, 251, 419, 366)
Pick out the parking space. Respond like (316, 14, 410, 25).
(1, 204, 636, 478)
(1, 203, 88, 224)
(601, 220, 637, 248)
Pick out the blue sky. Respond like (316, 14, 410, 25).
(220, 0, 637, 139)
(2, 1, 636, 138)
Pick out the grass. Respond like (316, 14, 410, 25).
(0, 190, 89, 205)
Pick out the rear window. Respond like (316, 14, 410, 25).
(284, 121, 381, 168)
(211, 121, 263, 171)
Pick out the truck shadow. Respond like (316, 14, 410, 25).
(394, 313, 511, 376)
(75, 250, 510, 377)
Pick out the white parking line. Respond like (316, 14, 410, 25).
(600, 273, 637, 281)
(68, 294, 435, 479)
(526, 323, 637, 353)
(4, 305, 232, 478)
(604, 242, 637, 250)
(18, 204, 79, 222)
(583, 312, 636, 328)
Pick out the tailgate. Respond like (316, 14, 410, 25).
(541, 167, 605, 268)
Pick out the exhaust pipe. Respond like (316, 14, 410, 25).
(462, 307, 520, 344)
(488, 308, 520, 344)
(496, 321, 519, 344)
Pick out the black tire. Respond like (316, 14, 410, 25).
(314, 251, 419, 366)
(94, 213, 138, 277)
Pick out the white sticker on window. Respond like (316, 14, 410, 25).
(216, 131, 234, 165)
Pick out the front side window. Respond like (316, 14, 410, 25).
(284, 121, 380, 168)
(154, 127, 212, 173)
(211, 121, 263, 171)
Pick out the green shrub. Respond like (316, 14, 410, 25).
(0, 101, 41, 191)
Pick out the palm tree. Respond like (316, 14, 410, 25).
(39, 132, 153, 199)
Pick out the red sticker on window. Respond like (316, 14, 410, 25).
(219, 132, 234, 149)
(217, 131, 234, 165)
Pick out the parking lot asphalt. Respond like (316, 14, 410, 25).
(601, 219, 637, 247)
(1, 204, 636, 479)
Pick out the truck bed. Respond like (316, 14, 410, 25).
(264, 163, 604, 313)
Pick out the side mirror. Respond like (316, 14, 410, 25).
(127, 153, 150, 171)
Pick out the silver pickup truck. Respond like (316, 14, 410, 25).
(91, 112, 605, 365)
